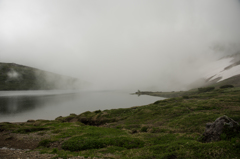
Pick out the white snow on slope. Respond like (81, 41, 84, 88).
(201, 56, 240, 82)
(216, 65, 240, 82)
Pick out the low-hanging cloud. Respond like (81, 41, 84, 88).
(1, 0, 240, 91)
(7, 69, 20, 81)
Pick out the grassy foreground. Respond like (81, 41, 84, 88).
(1, 87, 240, 158)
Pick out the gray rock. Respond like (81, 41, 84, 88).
(1, 147, 8, 150)
(200, 115, 239, 142)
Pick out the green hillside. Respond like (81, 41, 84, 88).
(0, 63, 87, 90)
(134, 74, 240, 98)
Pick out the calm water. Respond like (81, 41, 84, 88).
(0, 90, 164, 122)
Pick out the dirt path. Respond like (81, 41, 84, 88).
(0, 130, 57, 159)
(0, 147, 56, 159)
(0, 147, 97, 159)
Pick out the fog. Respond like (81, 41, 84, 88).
(1, 0, 240, 91)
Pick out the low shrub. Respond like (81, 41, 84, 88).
(62, 136, 144, 151)
(0, 122, 17, 132)
(37, 132, 46, 136)
(38, 139, 54, 148)
(182, 95, 189, 99)
(150, 127, 162, 133)
(220, 85, 234, 89)
(14, 127, 49, 133)
(64, 116, 76, 122)
(108, 137, 144, 149)
(94, 110, 102, 113)
(221, 125, 240, 140)
(78, 116, 116, 126)
(131, 129, 138, 134)
(55, 115, 76, 122)
(140, 126, 148, 132)
(52, 148, 58, 153)
(198, 87, 215, 93)
(51, 129, 62, 134)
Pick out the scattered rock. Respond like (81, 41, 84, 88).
(1, 147, 8, 150)
(200, 115, 240, 142)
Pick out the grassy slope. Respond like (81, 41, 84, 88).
(1, 87, 240, 159)
(207, 74, 240, 88)
(0, 63, 40, 90)
(135, 75, 240, 98)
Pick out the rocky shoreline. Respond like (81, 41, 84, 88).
(134, 90, 194, 98)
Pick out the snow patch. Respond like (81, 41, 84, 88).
(201, 56, 240, 83)
(202, 58, 233, 80)
(213, 65, 240, 82)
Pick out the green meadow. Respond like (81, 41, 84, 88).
(1, 87, 240, 159)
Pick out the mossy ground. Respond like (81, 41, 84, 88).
(1, 87, 240, 158)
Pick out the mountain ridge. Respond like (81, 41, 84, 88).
(0, 62, 88, 90)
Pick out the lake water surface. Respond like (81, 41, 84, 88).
(0, 90, 164, 122)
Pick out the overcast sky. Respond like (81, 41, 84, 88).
(1, 0, 240, 91)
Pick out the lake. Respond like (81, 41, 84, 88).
(0, 90, 164, 122)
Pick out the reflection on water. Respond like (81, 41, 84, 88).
(0, 91, 164, 122)
(0, 94, 76, 114)
(0, 96, 39, 114)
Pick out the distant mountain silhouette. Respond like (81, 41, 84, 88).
(0, 63, 89, 90)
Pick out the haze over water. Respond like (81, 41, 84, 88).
(0, 90, 164, 122)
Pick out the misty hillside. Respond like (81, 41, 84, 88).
(201, 52, 240, 88)
(0, 63, 88, 90)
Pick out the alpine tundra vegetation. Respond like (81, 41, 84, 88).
(1, 86, 240, 159)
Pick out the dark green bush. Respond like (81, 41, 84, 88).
(94, 110, 102, 113)
(14, 127, 49, 133)
(182, 95, 189, 99)
(38, 139, 53, 147)
(52, 148, 58, 153)
(150, 127, 162, 133)
(221, 125, 240, 140)
(131, 129, 138, 134)
(51, 129, 62, 134)
(107, 137, 144, 149)
(220, 85, 234, 89)
(0, 122, 16, 132)
(64, 116, 76, 122)
(62, 136, 144, 151)
(55, 115, 76, 122)
(140, 126, 148, 132)
(154, 100, 161, 104)
(198, 87, 215, 93)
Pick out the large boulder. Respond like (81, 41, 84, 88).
(200, 115, 240, 142)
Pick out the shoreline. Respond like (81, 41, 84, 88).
(133, 89, 197, 98)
